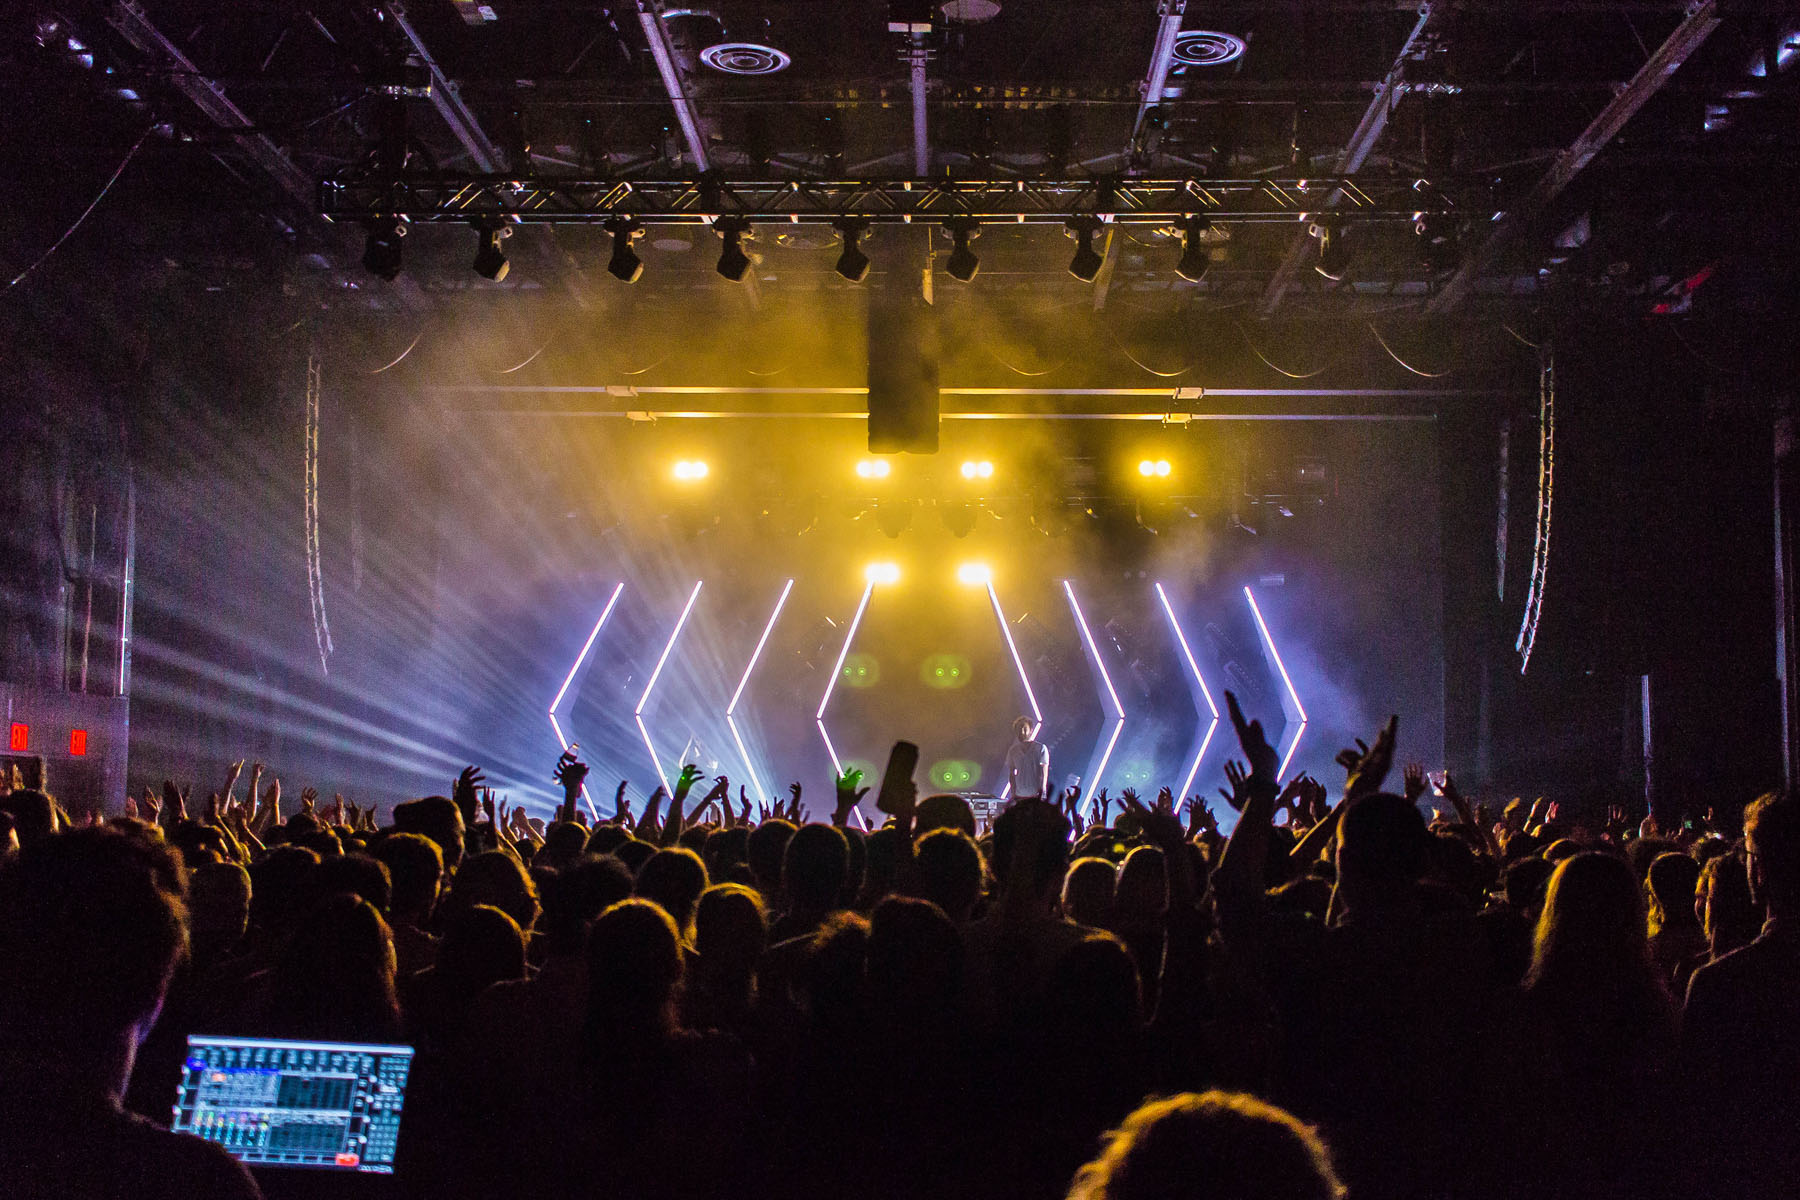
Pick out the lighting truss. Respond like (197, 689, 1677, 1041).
(726, 579, 793, 810)
(320, 174, 1477, 227)
(1155, 582, 1221, 800)
(1244, 585, 1309, 779)
(1515, 347, 1554, 674)
(547, 581, 623, 820)
(985, 580, 1042, 800)
(816, 581, 875, 777)
(1063, 580, 1124, 812)
(636, 581, 704, 796)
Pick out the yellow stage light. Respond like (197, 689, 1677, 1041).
(673, 459, 710, 481)
(955, 562, 992, 586)
(864, 562, 901, 585)
(961, 459, 994, 480)
(1137, 458, 1172, 478)
(856, 459, 892, 479)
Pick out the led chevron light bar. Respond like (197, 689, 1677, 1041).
(636, 581, 704, 795)
(987, 581, 1043, 723)
(1155, 582, 1220, 799)
(726, 579, 793, 809)
(547, 582, 624, 819)
(1063, 580, 1124, 810)
(816, 581, 875, 776)
(1244, 585, 1309, 779)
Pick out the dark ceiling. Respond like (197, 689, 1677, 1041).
(3, 1, 1798, 326)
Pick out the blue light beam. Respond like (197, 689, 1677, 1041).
(816, 581, 875, 776)
(547, 581, 624, 820)
(636, 580, 704, 795)
(726, 578, 793, 809)
(1063, 580, 1124, 812)
(1155, 582, 1220, 800)
(1244, 585, 1309, 779)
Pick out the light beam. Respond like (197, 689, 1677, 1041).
(547, 582, 624, 820)
(1244, 585, 1309, 778)
(1063, 580, 1124, 810)
(816, 581, 875, 776)
(636, 580, 704, 794)
(1155, 582, 1220, 799)
(726, 579, 793, 808)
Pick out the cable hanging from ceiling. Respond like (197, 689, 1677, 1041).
(5, 124, 153, 292)
(368, 327, 427, 374)
(1368, 321, 1453, 378)
(304, 348, 335, 677)
(1235, 321, 1331, 380)
(1516, 344, 1555, 675)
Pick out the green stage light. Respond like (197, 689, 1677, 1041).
(920, 653, 972, 689)
(841, 651, 880, 687)
(929, 759, 983, 789)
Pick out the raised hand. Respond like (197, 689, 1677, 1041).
(1223, 691, 1280, 789)
(260, 780, 282, 826)
(454, 765, 487, 824)
(300, 786, 318, 815)
(161, 780, 188, 824)
(787, 781, 803, 820)
(553, 750, 590, 824)
(1220, 760, 1250, 813)
(1060, 784, 1082, 817)
(481, 787, 498, 828)
(833, 768, 869, 827)
(1155, 786, 1176, 814)
(124, 796, 140, 821)
(1344, 715, 1399, 800)
(1186, 796, 1219, 838)
(222, 760, 244, 809)
(614, 780, 631, 824)
(674, 763, 705, 804)
(1092, 789, 1112, 827)
(739, 786, 751, 825)
(1403, 762, 1427, 803)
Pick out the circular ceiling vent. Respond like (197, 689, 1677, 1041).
(1172, 30, 1246, 67)
(700, 42, 791, 75)
(940, 0, 1002, 22)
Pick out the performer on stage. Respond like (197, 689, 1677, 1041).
(1004, 715, 1050, 802)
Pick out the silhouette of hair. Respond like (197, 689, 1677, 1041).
(1114, 845, 1169, 920)
(746, 818, 797, 896)
(800, 911, 870, 1032)
(585, 898, 684, 1046)
(859, 825, 904, 905)
(0, 789, 59, 845)
(916, 793, 978, 838)
(1067, 1090, 1344, 1200)
(783, 823, 849, 913)
(914, 828, 984, 922)
(635, 847, 709, 934)
(0, 827, 187, 1048)
(434, 903, 526, 1003)
(443, 850, 540, 933)
(1063, 856, 1118, 928)
(188, 861, 251, 953)
(1527, 853, 1666, 1005)
(248, 844, 321, 940)
(1745, 791, 1800, 909)
(373, 832, 442, 922)
(1044, 932, 1141, 1039)
(269, 892, 400, 1043)
(536, 821, 591, 870)
(392, 796, 465, 871)
(586, 824, 632, 856)
(867, 896, 963, 1027)
(1335, 793, 1430, 888)
(541, 854, 634, 952)
(694, 883, 767, 977)
(1543, 837, 1582, 863)
(315, 853, 392, 917)
(1697, 850, 1759, 955)
(701, 826, 750, 880)
(1646, 851, 1701, 931)
(615, 837, 656, 873)
(1504, 856, 1555, 913)
(993, 800, 1073, 897)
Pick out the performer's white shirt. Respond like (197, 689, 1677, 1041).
(1005, 739, 1050, 798)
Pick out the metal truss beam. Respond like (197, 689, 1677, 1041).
(1425, 0, 1721, 315)
(1128, 0, 1188, 158)
(638, 0, 712, 172)
(387, 2, 507, 173)
(1260, 3, 1441, 314)
(321, 175, 1480, 225)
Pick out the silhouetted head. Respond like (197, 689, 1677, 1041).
(392, 796, 465, 872)
(783, 823, 849, 914)
(800, 911, 870, 1032)
(747, 818, 796, 897)
(867, 896, 962, 1027)
(272, 892, 400, 1042)
(1013, 716, 1039, 742)
(1503, 856, 1555, 917)
(1067, 1090, 1344, 1200)
(373, 832, 441, 925)
(248, 844, 322, 942)
(614, 837, 656, 874)
(860, 825, 904, 900)
(315, 853, 392, 917)
(444, 850, 540, 933)
(1114, 845, 1168, 921)
(702, 826, 750, 879)
(541, 854, 634, 954)
(694, 883, 767, 979)
(0, 789, 60, 846)
(914, 828, 984, 922)
(916, 793, 978, 839)
(1527, 852, 1653, 992)
(1043, 932, 1141, 1041)
(635, 846, 709, 934)
(1745, 791, 1800, 916)
(1646, 851, 1702, 931)
(586, 898, 684, 1039)
(0, 827, 187, 1073)
(1333, 793, 1430, 900)
(188, 860, 251, 957)
(1697, 851, 1759, 954)
(1063, 856, 1118, 928)
(992, 799, 1072, 902)
(435, 903, 526, 1001)
(586, 824, 632, 857)
(536, 821, 591, 871)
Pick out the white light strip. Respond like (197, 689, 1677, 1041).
(635, 580, 704, 794)
(987, 581, 1043, 722)
(1156, 582, 1221, 799)
(548, 690, 599, 819)
(1063, 580, 1125, 804)
(726, 579, 794, 808)
(550, 583, 624, 716)
(1244, 585, 1309, 778)
(817, 582, 874, 721)
(817, 719, 843, 778)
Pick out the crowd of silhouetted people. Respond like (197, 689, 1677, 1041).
(3, 692, 1798, 1200)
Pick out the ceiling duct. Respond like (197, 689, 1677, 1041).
(662, 7, 790, 76)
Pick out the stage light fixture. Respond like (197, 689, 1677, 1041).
(1137, 458, 1172, 478)
(672, 459, 710, 481)
(1065, 217, 1104, 282)
(714, 217, 754, 282)
(605, 217, 645, 283)
(1312, 220, 1351, 281)
(855, 458, 892, 479)
(864, 562, 901, 586)
(944, 219, 981, 283)
(1175, 216, 1212, 283)
(956, 562, 992, 586)
(833, 219, 872, 283)
(472, 222, 511, 281)
(362, 218, 405, 280)
(960, 459, 994, 480)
